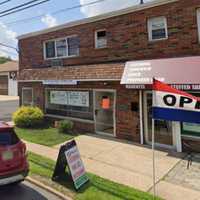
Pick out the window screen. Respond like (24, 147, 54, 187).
(197, 9, 200, 42)
(68, 37, 79, 56)
(182, 93, 200, 137)
(45, 41, 55, 58)
(148, 17, 168, 41)
(56, 39, 67, 57)
(96, 30, 107, 48)
(44, 36, 79, 59)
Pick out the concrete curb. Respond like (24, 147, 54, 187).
(26, 176, 73, 200)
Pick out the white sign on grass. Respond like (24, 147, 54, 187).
(65, 144, 88, 189)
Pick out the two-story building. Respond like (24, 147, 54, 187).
(17, 0, 200, 152)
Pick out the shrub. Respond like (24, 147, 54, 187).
(58, 120, 74, 134)
(13, 106, 44, 128)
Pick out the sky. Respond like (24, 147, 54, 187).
(0, 0, 153, 59)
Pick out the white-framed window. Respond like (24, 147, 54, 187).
(197, 9, 200, 42)
(44, 35, 79, 59)
(22, 87, 33, 106)
(148, 16, 168, 41)
(95, 30, 107, 49)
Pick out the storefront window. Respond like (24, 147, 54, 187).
(145, 92, 173, 146)
(181, 93, 200, 138)
(182, 123, 200, 137)
(45, 89, 93, 120)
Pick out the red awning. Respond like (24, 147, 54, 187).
(121, 56, 200, 90)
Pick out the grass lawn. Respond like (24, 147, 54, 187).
(28, 152, 162, 200)
(15, 127, 77, 147)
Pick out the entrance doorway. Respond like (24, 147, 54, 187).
(143, 91, 174, 149)
(94, 90, 116, 136)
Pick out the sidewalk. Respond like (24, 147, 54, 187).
(0, 95, 19, 101)
(24, 135, 200, 200)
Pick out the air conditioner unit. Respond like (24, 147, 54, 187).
(51, 59, 63, 67)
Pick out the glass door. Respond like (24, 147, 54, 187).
(144, 92, 173, 148)
(94, 91, 115, 136)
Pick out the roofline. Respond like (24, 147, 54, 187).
(0, 62, 18, 72)
(17, 0, 179, 40)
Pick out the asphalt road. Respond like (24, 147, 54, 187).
(0, 95, 19, 121)
(0, 181, 62, 200)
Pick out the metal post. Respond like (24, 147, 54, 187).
(152, 118, 156, 199)
(139, 90, 144, 144)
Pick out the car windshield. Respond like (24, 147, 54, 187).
(0, 131, 19, 146)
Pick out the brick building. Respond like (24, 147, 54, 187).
(18, 0, 200, 152)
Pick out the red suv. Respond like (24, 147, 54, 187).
(0, 122, 29, 186)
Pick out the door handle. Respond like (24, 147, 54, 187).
(95, 109, 98, 115)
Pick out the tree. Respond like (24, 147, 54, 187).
(0, 57, 12, 64)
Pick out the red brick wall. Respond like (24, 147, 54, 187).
(18, 81, 140, 142)
(19, 0, 200, 70)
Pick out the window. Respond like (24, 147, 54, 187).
(197, 9, 200, 42)
(22, 88, 33, 106)
(181, 93, 200, 138)
(44, 36, 79, 59)
(68, 37, 80, 56)
(0, 130, 19, 145)
(56, 39, 67, 57)
(45, 89, 93, 120)
(95, 30, 107, 48)
(45, 41, 55, 58)
(148, 17, 168, 41)
(182, 123, 200, 138)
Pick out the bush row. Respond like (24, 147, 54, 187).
(13, 106, 74, 133)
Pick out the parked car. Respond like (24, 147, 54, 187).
(0, 122, 29, 186)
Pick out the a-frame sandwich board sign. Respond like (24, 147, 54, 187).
(52, 140, 89, 190)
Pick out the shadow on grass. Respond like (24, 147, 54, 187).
(52, 172, 159, 200)
(15, 121, 51, 130)
(52, 172, 89, 192)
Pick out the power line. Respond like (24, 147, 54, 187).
(0, 0, 107, 56)
(0, 0, 50, 18)
(0, 0, 43, 15)
(5, 0, 107, 26)
(0, 48, 18, 56)
(0, 43, 18, 53)
(0, 0, 11, 6)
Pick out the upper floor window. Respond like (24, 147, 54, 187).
(148, 16, 168, 41)
(95, 30, 107, 49)
(197, 9, 200, 42)
(44, 36, 79, 59)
